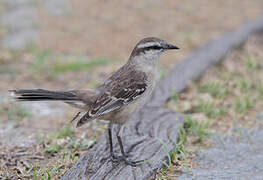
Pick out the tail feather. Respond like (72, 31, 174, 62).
(10, 89, 80, 102)
(10, 89, 100, 126)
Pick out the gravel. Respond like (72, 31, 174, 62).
(179, 128, 263, 180)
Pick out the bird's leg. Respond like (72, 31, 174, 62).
(115, 125, 128, 158)
(108, 124, 144, 166)
(108, 123, 128, 161)
(108, 123, 116, 159)
(114, 124, 144, 166)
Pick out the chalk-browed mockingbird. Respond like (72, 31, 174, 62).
(11, 37, 179, 166)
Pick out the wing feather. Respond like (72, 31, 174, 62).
(76, 65, 148, 127)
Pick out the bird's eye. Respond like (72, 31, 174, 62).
(150, 45, 163, 50)
(143, 45, 162, 51)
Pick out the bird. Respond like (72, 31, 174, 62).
(10, 37, 179, 166)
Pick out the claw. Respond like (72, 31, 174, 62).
(110, 153, 145, 166)
(108, 124, 146, 167)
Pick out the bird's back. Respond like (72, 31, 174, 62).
(76, 63, 150, 126)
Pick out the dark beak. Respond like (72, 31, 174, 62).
(165, 44, 179, 50)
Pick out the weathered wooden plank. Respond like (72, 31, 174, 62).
(63, 107, 183, 180)
(62, 14, 263, 180)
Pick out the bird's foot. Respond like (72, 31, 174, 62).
(111, 152, 128, 159)
(110, 153, 145, 166)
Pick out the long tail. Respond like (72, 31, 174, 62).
(10, 88, 100, 126)
(10, 89, 80, 102)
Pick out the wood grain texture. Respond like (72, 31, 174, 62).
(61, 14, 263, 180)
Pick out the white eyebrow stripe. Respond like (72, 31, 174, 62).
(137, 42, 160, 49)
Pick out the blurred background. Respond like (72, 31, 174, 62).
(0, 0, 263, 179)
(0, 1, 262, 90)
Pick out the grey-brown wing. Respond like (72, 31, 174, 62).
(94, 82, 147, 115)
(76, 68, 147, 127)
(91, 82, 146, 115)
(92, 67, 147, 114)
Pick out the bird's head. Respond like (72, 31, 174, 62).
(129, 37, 179, 67)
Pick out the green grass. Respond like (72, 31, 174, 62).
(157, 115, 209, 179)
(171, 90, 179, 101)
(258, 82, 263, 98)
(234, 96, 252, 113)
(238, 78, 252, 92)
(44, 124, 74, 155)
(42, 122, 95, 155)
(55, 123, 74, 139)
(40, 124, 73, 156)
(157, 124, 187, 167)
(201, 82, 229, 98)
(195, 101, 224, 118)
(171, 125, 188, 161)
(6, 105, 31, 121)
(176, 124, 188, 146)
(44, 123, 74, 143)
(184, 115, 209, 143)
(32, 150, 78, 180)
(32, 50, 52, 70)
(156, 124, 188, 179)
(44, 144, 61, 154)
(37, 124, 93, 179)
(52, 58, 117, 74)
(246, 56, 260, 69)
